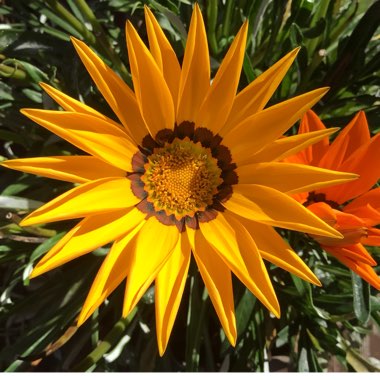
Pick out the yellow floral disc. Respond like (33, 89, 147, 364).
(141, 138, 222, 219)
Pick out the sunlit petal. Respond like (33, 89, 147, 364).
(1, 156, 125, 183)
(21, 177, 139, 226)
(21, 109, 138, 172)
(155, 233, 191, 356)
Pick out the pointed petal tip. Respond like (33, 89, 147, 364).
(19, 215, 35, 227)
(29, 268, 39, 280)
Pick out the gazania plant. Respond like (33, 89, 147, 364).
(0, 0, 379, 373)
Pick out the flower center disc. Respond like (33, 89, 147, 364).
(141, 138, 222, 220)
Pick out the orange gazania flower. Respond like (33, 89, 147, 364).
(287, 110, 380, 289)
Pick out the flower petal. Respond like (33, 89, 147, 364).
(319, 110, 370, 169)
(71, 37, 147, 143)
(187, 227, 236, 345)
(326, 243, 376, 266)
(223, 88, 329, 164)
(237, 216, 321, 286)
(224, 184, 342, 238)
(40, 83, 122, 129)
(78, 222, 145, 325)
(155, 233, 191, 356)
(122, 218, 179, 316)
(20, 177, 139, 226)
(21, 109, 138, 172)
(144, 6, 181, 107)
(31, 207, 145, 278)
(221, 47, 300, 134)
(200, 212, 280, 317)
(325, 246, 380, 290)
(126, 21, 175, 136)
(195, 22, 248, 134)
(323, 134, 380, 203)
(249, 128, 339, 164)
(345, 186, 380, 210)
(1, 156, 125, 183)
(295, 110, 330, 165)
(177, 4, 210, 124)
(236, 162, 358, 194)
(363, 228, 380, 246)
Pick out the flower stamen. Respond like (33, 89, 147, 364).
(141, 138, 222, 219)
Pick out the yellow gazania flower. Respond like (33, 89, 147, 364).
(2, 5, 357, 354)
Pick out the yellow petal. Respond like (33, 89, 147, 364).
(221, 48, 300, 134)
(1, 156, 125, 184)
(223, 88, 329, 164)
(187, 227, 236, 346)
(249, 128, 339, 164)
(40, 83, 122, 129)
(21, 109, 137, 172)
(31, 207, 146, 278)
(71, 37, 147, 144)
(123, 218, 179, 316)
(195, 22, 248, 134)
(20, 177, 139, 226)
(199, 213, 280, 318)
(126, 21, 175, 137)
(78, 222, 145, 325)
(144, 6, 181, 107)
(177, 4, 210, 124)
(224, 184, 343, 238)
(236, 162, 358, 194)
(155, 233, 191, 356)
(235, 214, 321, 286)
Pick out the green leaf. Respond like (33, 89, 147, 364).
(351, 271, 371, 324)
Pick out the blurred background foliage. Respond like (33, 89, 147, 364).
(0, 0, 379, 372)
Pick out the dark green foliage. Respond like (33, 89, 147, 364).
(0, 0, 379, 372)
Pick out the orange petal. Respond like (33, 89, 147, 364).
(319, 111, 370, 169)
(324, 134, 380, 203)
(324, 243, 376, 266)
(296, 110, 330, 165)
(325, 247, 380, 290)
(362, 227, 380, 246)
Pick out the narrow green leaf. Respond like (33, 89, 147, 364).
(351, 271, 371, 324)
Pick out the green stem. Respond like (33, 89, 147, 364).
(72, 308, 137, 372)
(73, 0, 131, 85)
(222, 0, 234, 37)
(206, 0, 219, 55)
(0, 63, 27, 80)
(45, 0, 95, 43)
